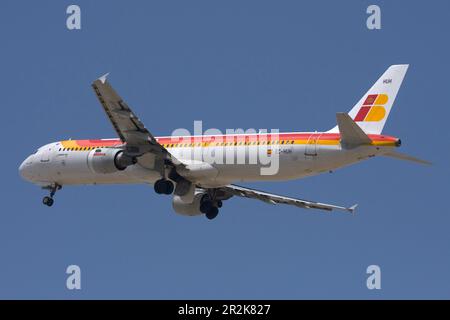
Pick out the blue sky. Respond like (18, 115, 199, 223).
(1, 0, 449, 299)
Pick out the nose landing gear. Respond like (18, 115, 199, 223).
(42, 196, 54, 207)
(42, 184, 62, 207)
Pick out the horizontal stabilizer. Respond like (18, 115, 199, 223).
(382, 151, 431, 165)
(336, 113, 372, 148)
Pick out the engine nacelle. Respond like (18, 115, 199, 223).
(87, 148, 136, 174)
(172, 191, 206, 216)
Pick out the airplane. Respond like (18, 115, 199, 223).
(19, 64, 429, 219)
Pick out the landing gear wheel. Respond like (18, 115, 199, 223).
(200, 194, 220, 219)
(154, 179, 174, 195)
(164, 180, 174, 194)
(200, 200, 212, 214)
(154, 179, 165, 194)
(43, 196, 54, 207)
(205, 206, 219, 220)
(42, 183, 60, 207)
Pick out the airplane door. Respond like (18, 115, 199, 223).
(304, 133, 321, 158)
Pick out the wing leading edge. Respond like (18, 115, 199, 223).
(91, 74, 184, 170)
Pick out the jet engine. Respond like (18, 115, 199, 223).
(87, 148, 136, 174)
(172, 191, 206, 216)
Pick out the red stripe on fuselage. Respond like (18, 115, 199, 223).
(62, 133, 398, 146)
(71, 139, 123, 147)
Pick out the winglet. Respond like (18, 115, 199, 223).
(348, 204, 358, 214)
(98, 73, 110, 84)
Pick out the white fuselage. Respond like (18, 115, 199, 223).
(19, 132, 397, 188)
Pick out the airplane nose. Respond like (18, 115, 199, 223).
(19, 162, 25, 179)
(19, 156, 33, 181)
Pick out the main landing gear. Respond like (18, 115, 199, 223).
(42, 184, 62, 207)
(200, 194, 222, 220)
(154, 179, 174, 195)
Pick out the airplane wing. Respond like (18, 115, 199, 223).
(91, 74, 180, 166)
(215, 184, 357, 213)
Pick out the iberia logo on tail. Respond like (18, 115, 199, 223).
(354, 94, 388, 122)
